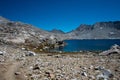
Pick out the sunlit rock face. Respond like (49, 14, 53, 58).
(66, 21, 120, 39)
(50, 29, 65, 34)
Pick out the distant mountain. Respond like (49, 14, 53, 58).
(0, 16, 120, 43)
(67, 21, 120, 39)
(50, 29, 65, 34)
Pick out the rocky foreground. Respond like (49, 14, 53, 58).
(0, 44, 120, 80)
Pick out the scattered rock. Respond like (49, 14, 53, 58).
(49, 73, 55, 79)
(0, 51, 5, 55)
(40, 49, 43, 51)
(56, 69, 61, 73)
(54, 54, 62, 58)
(83, 67, 87, 70)
(94, 66, 104, 70)
(81, 72, 87, 77)
(45, 70, 52, 75)
(43, 46, 49, 50)
(44, 69, 55, 79)
(79, 50, 83, 52)
(25, 51, 36, 56)
(47, 54, 53, 56)
(89, 65, 93, 69)
(59, 51, 62, 53)
(71, 78, 77, 80)
(43, 78, 49, 80)
(89, 75, 95, 79)
(33, 64, 40, 70)
(15, 72, 21, 75)
(21, 47, 26, 50)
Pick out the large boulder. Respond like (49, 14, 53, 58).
(0, 51, 4, 55)
(97, 68, 113, 80)
(25, 51, 36, 56)
(99, 44, 120, 55)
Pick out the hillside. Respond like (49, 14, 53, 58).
(0, 16, 66, 44)
(0, 16, 67, 52)
(50, 29, 65, 34)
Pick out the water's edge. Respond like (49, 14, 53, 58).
(51, 39, 120, 52)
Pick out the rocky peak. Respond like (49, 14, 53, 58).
(50, 29, 65, 34)
(94, 21, 120, 29)
(76, 24, 93, 31)
(67, 21, 120, 39)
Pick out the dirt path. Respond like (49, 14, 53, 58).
(0, 61, 26, 80)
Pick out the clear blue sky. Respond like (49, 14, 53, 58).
(0, 0, 120, 32)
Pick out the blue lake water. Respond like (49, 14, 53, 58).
(55, 39, 120, 52)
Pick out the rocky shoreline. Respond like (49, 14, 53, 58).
(0, 44, 119, 80)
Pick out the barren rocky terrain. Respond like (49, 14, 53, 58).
(0, 16, 120, 43)
(0, 16, 120, 80)
(0, 44, 120, 80)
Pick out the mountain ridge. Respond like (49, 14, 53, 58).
(0, 16, 120, 42)
(66, 21, 120, 39)
(50, 29, 65, 34)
